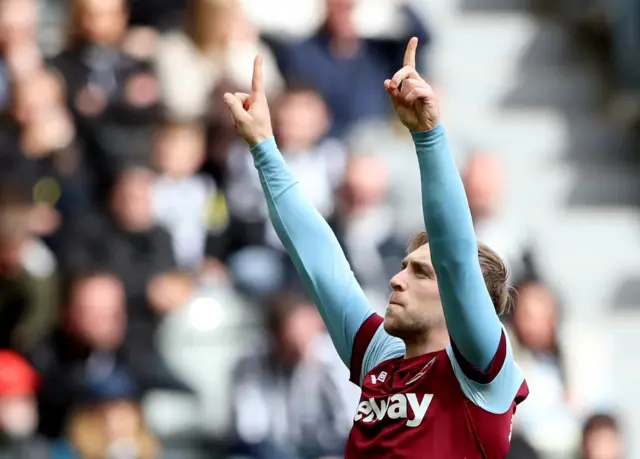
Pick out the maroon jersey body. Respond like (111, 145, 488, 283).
(346, 315, 528, 458)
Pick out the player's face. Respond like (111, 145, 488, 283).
(384, 243, 444, 339)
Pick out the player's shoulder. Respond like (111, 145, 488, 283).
(446, 326, 528, 414)
(351, 313, 405, 386)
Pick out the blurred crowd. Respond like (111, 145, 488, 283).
(0, 0, 636, 458)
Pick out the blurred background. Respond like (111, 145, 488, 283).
(0, 0, 638, 458)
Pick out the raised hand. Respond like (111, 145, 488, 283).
(223, 55, 274, 147)
(384, 37, 439, 132)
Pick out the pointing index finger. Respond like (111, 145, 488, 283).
(403, 37, 418, 69)
(251, 54, 263, 96)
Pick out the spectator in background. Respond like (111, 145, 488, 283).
(151, 120, 229, 276)
(269, 85, 345, 223)
(53, 0, 161, 190)
(223, 85, 345, 297)
(66, 367, 160, 459)
(30, 272, 127, 438)
(0, 0, 43, 101)
(155, 0, 283, 122)
(509, 280, 580, 456)
(266, 0, 429, 138)
(0, 192, 58, 352)
(0, 351, 53, 458)
(337, 153, 390, 309)
(1, 69, 95, 232)
(462, 151, 537, 283)
(581, 413, 624, 459)
(57, 167, 191, 323)
(28, 270, 189, 440)
(230, 292, 357, 459)
(339, 153, 389, 217)
(27, 272, 129, 438)
(341, 116, 421, 301)
(54, 169, 195, 406)
(155, 0, 284, 183)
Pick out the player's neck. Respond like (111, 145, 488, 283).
(403, 328, 450, 359)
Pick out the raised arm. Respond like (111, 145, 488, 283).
(412, 127, 501, 369)
(222, 56, 375, 367)
(385, 39, 502, 370)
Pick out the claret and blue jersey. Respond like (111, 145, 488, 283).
(347, 314, 528, 458)
(248, 125, 528, 458)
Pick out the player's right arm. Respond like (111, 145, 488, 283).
(223, 56, 404, 370)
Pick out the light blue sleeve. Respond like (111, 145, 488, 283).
(413, 126, 524, 410)
(412, 125, 502, 370)
(360, 326, 406, 385)
(250, 138, 375, 366)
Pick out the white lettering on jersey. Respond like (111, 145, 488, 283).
(370, 398, 388, 420)
(387, 394, 408, 420)
(405, 393, 432, 427)
(354, 393, 434, 427)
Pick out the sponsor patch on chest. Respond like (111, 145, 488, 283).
(354, 393, 434, 427)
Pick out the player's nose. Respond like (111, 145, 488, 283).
(390, 271, 407, 291)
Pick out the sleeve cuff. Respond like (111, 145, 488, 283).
(410, 124, 446, 147)
(451, 330, 507, 384)
(249, 136, 278, 167)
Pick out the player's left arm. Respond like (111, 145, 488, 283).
(414, 123, 524, 414)
(388, 39, 524, 414)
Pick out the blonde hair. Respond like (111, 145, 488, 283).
(407, 231, 512, 315)
(184, 0, 238, 52)
(66, 401, 159, 459)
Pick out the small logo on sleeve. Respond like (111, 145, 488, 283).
(371, 371, 388, 384)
